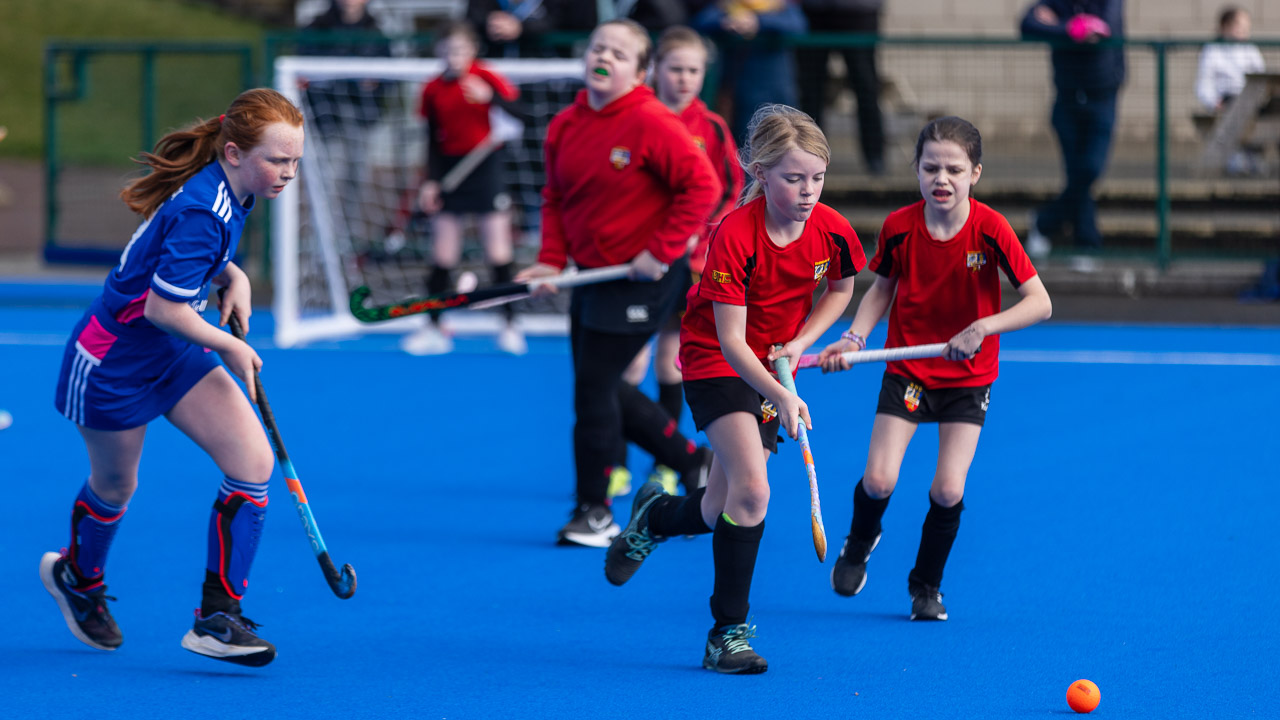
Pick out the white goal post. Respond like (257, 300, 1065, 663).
(273, 55, 584, 348)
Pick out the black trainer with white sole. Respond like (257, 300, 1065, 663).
(181, 610, 277, 666)
(830, 532, 881, 597)
(39, 551, 123, 651)
(557, 503, 620, 547)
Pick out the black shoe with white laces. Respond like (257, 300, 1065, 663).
(908, 577, 948, 621)
(181, 609, 277, 666)
(557, 503, 620, 547)
(702, 623, 768, 674)
(680, 446, 713, 494)
(831, 532, 881, 597)
(39, 551, 123, 651)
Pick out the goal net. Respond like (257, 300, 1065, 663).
(273, 55, 585, 348)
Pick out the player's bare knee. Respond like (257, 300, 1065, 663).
(861, 472, 898, 499)
(89, 473, 138, 504)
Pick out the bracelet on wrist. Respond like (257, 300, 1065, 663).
(841, 331, 866, 350)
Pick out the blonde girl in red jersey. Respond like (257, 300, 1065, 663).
(604, 105, 865, 674)
(515, 19, 719, 548)
(819, 116, 1052, 621)
(620, 25, 746, 496)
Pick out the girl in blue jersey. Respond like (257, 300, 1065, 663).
(40, 88, 304, 667)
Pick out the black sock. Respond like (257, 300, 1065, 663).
(657, 381, 683, 424)
(851, 478, 892, 541)
(618, 382, 697, 472)
(491, 261, 515, 322)
(427, 265, 453, 324)
(909, 495, 964, 589)
(648, 487, 711, 538)
(710, 514, 764, 629)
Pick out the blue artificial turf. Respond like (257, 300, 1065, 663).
(2, 301, 1278, 719)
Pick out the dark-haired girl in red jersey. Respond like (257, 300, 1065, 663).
(819, 116, 1053, 622)
(604, 104, 865, 674)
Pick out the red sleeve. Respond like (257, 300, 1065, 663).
(695, 212, 752, 306)
(641, 110, 719, 265)
(988, 212, 1038, 287)
(475, 64, 519, 102)
(868, 213, 903, 278)
(824, 210, 866, 280)
(537, 114, 569, 270)
(709, 113, 745, 218)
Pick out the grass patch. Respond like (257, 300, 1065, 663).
(0, 0, 268, 160)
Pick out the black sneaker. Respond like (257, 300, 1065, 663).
(604, 480, 667, 586)
(831, 532, 881, 597)
(908, 579, 948, 621)
(181, 610, 277, 666)
(557, 503, 620, 547)
(39, 551, 123, 651)
(702, 623, 768, 674)
(680, 446, 713, 494)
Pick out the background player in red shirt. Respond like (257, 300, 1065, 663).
(818, 116, 1053, 622)
(604, 105, 865, 674)
(514, 19, 719, 548)
(402, 21, 526, 356)
(620, 25, 746, 496)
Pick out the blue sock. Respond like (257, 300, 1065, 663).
(69, 481, 127, 591)
(203, 476, 268, 615)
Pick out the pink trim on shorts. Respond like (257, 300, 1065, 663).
(115, 290, 149, 325)
(76, 315, 119, 360)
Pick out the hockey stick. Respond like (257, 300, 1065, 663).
(225, 303, 357, 599)
(349, 264, 632, 323)
(771, 348, 827, 563)
(795, 342, 949, 370)
(439, 107, 524, 194)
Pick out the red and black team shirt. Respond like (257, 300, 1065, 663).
(871, 199, 1038, 388)
(417, 61, 518, 157)
(680, 197, 866, 381)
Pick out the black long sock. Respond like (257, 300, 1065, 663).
(618, 382, 698, 472)
(851, 478, 892, 541)
(909, 495, 964, 589)
(648, 487, 711, 538)
(657, 381, 683, 424)
(491, 261, 516, 322)
(710, 514, 764, 628)
(427, 265, 453, 324)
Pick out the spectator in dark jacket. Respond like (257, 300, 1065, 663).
(467, 0, 560, 57)
(797, 0, 885, 174)
(1021, 0, 1125, 260)
(693, 0, 808, 142)
(298, 0, 392, 134)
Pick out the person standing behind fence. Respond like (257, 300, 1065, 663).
(796, 0, 886, 175)
(692, 0, 809, 143)
(467, 0, 559, 57)
(1020, 0, 1125, 265)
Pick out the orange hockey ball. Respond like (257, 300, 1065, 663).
(1066, 679, 1101, 713)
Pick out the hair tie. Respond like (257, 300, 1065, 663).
(219, 114, 226, 124)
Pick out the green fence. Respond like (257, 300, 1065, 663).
(43, 41, 254, 264)
(45, 34, 1279, 270)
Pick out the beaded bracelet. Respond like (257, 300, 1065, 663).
(841, 330, 866, 350)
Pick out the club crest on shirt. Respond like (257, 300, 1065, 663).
(609, 146, 631, 170)
(904, 382, 923, 412)
(711, 269, 731, 284)
(966, 251, 987, 272)
(813, 257, 830, 284)
(760, 399, 777, 424)
(693, 135, 706, 151)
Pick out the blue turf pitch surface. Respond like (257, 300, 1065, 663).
(2, 303, 1279, 719)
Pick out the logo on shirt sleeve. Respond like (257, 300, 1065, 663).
(966, 251, 987, 272)
(711, 269, 731, 284)
(813, 257, 830, 284)
(609, 147, 631, 170)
